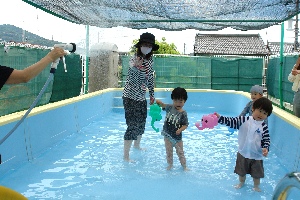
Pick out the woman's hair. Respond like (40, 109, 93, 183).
(252, 97, 273, 116)
(171, 87, 188, 101)
(136, 46, 153, 60)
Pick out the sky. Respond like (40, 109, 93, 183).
(0, 0, 297, 54)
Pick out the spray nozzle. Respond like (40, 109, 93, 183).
(53, 43, 76, 53)
(50, 43, 76, 73)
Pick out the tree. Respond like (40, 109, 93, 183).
(129, 37, 180, 54)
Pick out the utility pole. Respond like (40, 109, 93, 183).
(22, 29, 25, 43)
(295, 0, 299, 51)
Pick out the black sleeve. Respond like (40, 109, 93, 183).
(0, 65, 14, 90)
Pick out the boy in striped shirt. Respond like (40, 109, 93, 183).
(215, 97, 273, 192)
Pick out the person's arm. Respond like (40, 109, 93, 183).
(239, 102, 251, 116)
(261, 124, 270, 156)
(156, 99, 166, 109)
(176, 111, 189, 134)
(288, 72, 296, 82)
(216, 113, 246, 130)
(176, 125, 188, 135)
(294, 56, 300, 70)
(5, 47, 66, 84)
(292, 69, 300, 75)
(290, 57, 300, 77)
(146, 59, 155, 104)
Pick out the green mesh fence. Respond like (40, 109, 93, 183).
(49, 54, 82, 103)
(0, 45, 82, 116)
(154, 56, 211, 89)
(266, 58, 279, 98)
(212, 58, 263, 91)
(0, 46, 52, 116)
(2, 51, 296, 117)
(121, 55, 263, 91)
(267, 55, 296, 104)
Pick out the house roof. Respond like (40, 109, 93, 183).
(267, 42, 295, 55)
(194, 34, 269, 56)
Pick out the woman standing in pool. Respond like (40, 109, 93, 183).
(122, 32, 159, 162)
(156, 87, 189, 171)
(288, 57, 300, 118)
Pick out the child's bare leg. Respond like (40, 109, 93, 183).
(234, 175, 246, 189)
(164, 138, 173, 170)
(133, 135, 145, 150)
(253, 178, 261, 192)
(175, 141, 189, 171)
(124, 140, 133, 162)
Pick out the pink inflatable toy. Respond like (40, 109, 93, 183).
(195, 113, 218, 130)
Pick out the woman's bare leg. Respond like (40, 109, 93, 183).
(124, 140, 133, 162)
(133, 135, 145, 150)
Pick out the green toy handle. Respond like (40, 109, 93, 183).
(149, 103, 162, 132)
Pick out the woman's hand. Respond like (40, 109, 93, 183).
(292, 57, 300, 75)
(150, 96, 155, 105)
(292, 68, 300, 76)
(47, 47, 67, 62)
(295, 56, 300, 68)
(134, 56, 143, 68)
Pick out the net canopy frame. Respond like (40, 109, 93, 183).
(22, 0, 299, 31)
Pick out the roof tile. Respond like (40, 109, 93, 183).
(194, 34, 269, 56)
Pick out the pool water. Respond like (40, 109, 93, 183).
(0, 111, 295, 199)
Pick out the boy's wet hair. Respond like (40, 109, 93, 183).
(252, 97, 273, 116)
(171, 87, 188, 101)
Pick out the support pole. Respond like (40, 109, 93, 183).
(279, 23, 284, 109)
(295, 0, 299, 51)
(85, 25, 89, 94)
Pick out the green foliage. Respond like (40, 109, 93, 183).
(155, 37, 180, 54)
(129, 37, 180, 54)
(129, 39, 139, 53)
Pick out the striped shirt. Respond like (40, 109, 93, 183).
(123, 54, 155, 101)
(218, 115, 270, 160)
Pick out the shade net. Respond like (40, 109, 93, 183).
(22, 0, 299, 31)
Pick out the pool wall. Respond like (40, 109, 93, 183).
(0, 88, 116, 176)
(0, 88, 299, 178)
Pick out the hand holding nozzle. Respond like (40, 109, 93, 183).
(50, 43, 76, 73)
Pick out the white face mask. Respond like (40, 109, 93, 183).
(141, 46, 152, 55)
